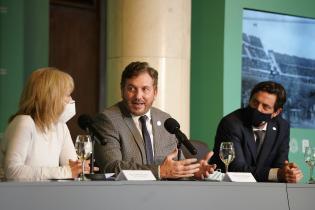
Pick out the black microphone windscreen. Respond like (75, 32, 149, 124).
(164, 118, 180, 134)
(78, 114, 93, 131)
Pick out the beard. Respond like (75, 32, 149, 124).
(123, 98, 154, 116)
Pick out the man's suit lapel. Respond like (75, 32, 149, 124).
(151, 108, 163, 160)
(118, 102, 146, 162)
(241, 110, 257, 163)
(245, 126, 258, 163)
(257, 121, 278, 165)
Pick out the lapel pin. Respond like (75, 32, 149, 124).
(157, 121, 161, 126)
(272, 127, 277, 131)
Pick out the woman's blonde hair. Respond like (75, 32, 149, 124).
(10, 67, 74, 132)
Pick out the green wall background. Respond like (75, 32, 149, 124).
(0, 0, 24, 135)
(0, 0, 48, 135)
(191, 0, 315, 183)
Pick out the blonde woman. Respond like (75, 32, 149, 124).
(1, 67, 84, 180)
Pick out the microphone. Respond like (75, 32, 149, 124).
(78, 114, 106, 145)
(164, 118, 197, 155)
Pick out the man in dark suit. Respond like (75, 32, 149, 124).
(95, 61, 215, 179)
(211, 81, 303, 182)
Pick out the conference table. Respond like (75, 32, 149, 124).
(0, 181, 314, 210)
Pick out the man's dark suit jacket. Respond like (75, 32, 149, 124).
(210, 108, 290, 182)
(94, 101, 178, 178)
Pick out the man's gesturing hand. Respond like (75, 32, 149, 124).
(160, 148, 200, 179)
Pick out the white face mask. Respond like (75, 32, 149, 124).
(59, 100, 76, 123)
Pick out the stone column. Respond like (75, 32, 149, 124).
(106, 0, 191, 134)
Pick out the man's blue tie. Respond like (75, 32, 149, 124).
(139, 115, 154, 164)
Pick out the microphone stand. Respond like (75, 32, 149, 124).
(90, 134, 95, 175)
(86, 132, 106, 180)
(177, 141, 182, 160)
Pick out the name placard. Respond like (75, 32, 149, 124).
(116, 170, 156, 181)
(224, 172, 257, 182)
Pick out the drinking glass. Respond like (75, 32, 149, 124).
(304, 146, 315, 184)
(219, 142, 235, 173)
(75, 135, 92, 180)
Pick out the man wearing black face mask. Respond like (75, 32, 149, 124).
(210, 81, 303, 182)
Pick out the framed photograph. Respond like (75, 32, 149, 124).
(241, 9, 315, 129)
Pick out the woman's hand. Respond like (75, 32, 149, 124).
(69, 159, 100, 178)
(69, 159, 82, 178)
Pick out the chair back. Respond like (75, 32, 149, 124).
(181, 139, 210, 160)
